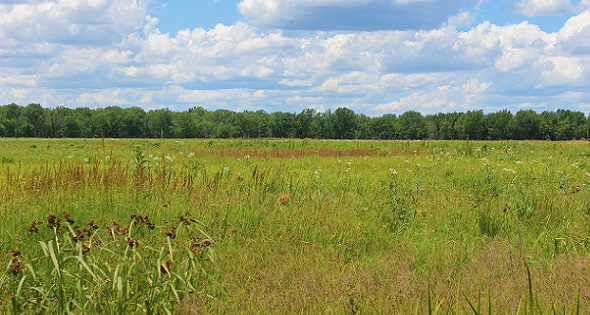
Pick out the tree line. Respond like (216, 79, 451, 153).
(1, 103, 589, 140)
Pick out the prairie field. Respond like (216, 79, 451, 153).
(1, 138, 590, 314)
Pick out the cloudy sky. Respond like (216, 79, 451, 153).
(1, 0, 590, 115)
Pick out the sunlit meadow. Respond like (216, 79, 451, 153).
(1, 138, 590, 314)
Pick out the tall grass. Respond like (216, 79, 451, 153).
(1, 139, 590, 313)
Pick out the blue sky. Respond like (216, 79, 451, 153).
(152, 0, 241, 33)
(1, 0, 590, 115)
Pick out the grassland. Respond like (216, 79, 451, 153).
(1, 138, 590, 314)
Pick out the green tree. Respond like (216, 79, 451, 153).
(145, 108, 173, 138)
(455, 110, 486, 140)
(296, 109, 315, 138)
(21, 103, 48, 137)
(538, 111, 558, 140)
(397, 110, 427, 140)
(0, 103, 22, 136)
(370, 114, 398, 139)
(172, 111, 198, 138)
(514, 110, 540, 140)
(310, 110, 333, 139)
(486, 109, 514, 140)
(438, 112, 460, 140)
(72, 107, 93, 137)
(424, 114, 441, 140)
(332, 107, 358, 139)
(120, 107, 146, 138)
(555, 109, 587, 140)
(269, 111, 297, 138)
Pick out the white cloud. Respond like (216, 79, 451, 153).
(372, 79, 491, 113)
(515, 0, 573, 16)
(556, 9, 590, 54)
(0, 0, 149, 46)
(1, 1, 590, 115)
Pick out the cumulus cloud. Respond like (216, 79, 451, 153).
(1, 0, 590, 114)
(0, 0, 149, 46)
(556, 9, 590, 54)
(237, 0, 475, 31)
(514, 0, 573, 16)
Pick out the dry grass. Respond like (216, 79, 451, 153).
(2, 139, 590, 314)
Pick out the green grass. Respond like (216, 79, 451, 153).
(1, 138, 590, 313)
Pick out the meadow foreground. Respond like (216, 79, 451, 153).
(1, 138, 589, 314)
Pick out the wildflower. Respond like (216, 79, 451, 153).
(389, 168, 398, 175)
(515, 161, 523, 164)
(502, 168, 516, 174)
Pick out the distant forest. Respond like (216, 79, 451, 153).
(1, 103, 589, 140)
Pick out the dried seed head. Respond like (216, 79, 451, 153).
(180, 212, 197, 225)
(7, 260, 23, 276)
(47, 214, 61, 228)
(88, 220, 98, 230)
(63, 212, 75, 224)
(166, 226, 177, 239)
(9, 248, 21, 260)
(126, 237, 139, 248)
(72, 232, 84, 242)
(27, 222, 39, 233)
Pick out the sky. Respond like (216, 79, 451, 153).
(1, 0, 590, 116)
